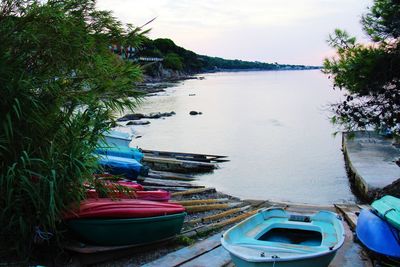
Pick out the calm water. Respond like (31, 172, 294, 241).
(122, 70, 355, 204)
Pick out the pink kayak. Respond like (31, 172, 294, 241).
(86, 189, 171, 202)
(64, 198, 185, 219)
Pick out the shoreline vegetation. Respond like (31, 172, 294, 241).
(132, 37, 321, 84)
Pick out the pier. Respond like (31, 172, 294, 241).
(342, 131, 400, 200)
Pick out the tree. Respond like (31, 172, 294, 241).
(323, 0, 400, 135)
(163, 53, 184, 70)
(0, 0, 144, 258)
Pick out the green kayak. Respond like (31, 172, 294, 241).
(67, 212, 186, 246)
(371, 195, 400, 230)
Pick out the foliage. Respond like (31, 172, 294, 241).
(323, 0, 400, 135)
(0, 0, 144, 258)
(163, 53, 184, 70)
(138, 38, 318, 73)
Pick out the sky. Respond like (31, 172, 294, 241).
(97, 0, 373, 66)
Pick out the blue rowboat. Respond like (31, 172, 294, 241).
(95, 146, 144, 162)
(221, 208, 345, 267)
(371, 195, 400, 230)
(97, 154, 147, 179)
(356, 209, 400, 259)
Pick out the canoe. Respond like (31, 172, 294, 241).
(66, 213, 186, 246)
(356, 209, 400, 259)
(97, 154, 147, 179)
(221, 208, 345, 267)
(64, 198, 185, 219)
(95, 146, 144, 162)
(86, 189, 171, 202)
(371, 195, 400, 230)
(102, 130, 132, 147)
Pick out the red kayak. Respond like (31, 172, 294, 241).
(86, 189, 171, 202)
(64, 198, 185, 219)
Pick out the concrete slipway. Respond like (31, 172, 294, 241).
(342, 131, 400, 200)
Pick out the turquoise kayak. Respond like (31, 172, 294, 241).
(371, 195, 400, 230)
(221, 208, 345, 267)
(95, 146, 144, 162)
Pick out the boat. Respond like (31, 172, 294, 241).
(221, 208, 345, 267)
(64, 198, 186, 246)
(101, 130, 132, 147)
(86, 189, 171, 202)
(95, 146, 144, 162)
(64, 198, 184, 219)
(97, 154, 148, 179)
(356, 209, 400, 259)
(371, 195, 400, 230)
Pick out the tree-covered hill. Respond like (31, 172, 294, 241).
(137, 37, 319, 73)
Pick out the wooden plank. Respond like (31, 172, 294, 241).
(147, 171, 196, 181)
(143, 186, 191, 192)
(141, 232, 222, 267)
(174, 198, 230, 206)
(141, 149, 228, 159)
(209, 210, 258, 228)
(334, 204, 361, 230)
(179, 245, 231, 267)
(139, 178, 204, 188)
(171, 187, 216, 197)
(185, 202, 242, 214)
(143, 156, 217, 168)
(188, 205, 251, 225)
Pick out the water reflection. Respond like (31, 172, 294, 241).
(129, 70, 355, 204)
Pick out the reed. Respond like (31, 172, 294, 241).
(0, 0, 145, 259)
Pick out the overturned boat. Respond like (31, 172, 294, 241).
(64, 198, 186, 246)
(221, 208, 345, 267)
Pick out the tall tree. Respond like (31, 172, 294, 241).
(0, 0, 144, 258)
(323, 0, 400, 135)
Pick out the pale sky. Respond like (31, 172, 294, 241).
(97, 0, 373, 66)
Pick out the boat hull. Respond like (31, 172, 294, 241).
(67, 212, 186, 246)
(230, 252, 337, 267)
(221, 208, 344, 267)
(356, 209, 400, 258)
(97, 154, 146, 179)
(371, 195, 400, 230)
(95, 146, 144, 162)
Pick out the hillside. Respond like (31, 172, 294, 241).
(137, 38, 319, 78)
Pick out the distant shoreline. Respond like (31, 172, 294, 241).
(141, 66, 321, 84)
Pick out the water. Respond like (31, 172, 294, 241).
(124, 70, 355, 204)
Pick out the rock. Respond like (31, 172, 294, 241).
(117, 113, 144, 121)
(147, 112, 162, 119)
(120, 112, 176, 121)
(126, 120, 151, 126)
(143, 111, 176, 119)
(190, 111, 202, 115)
